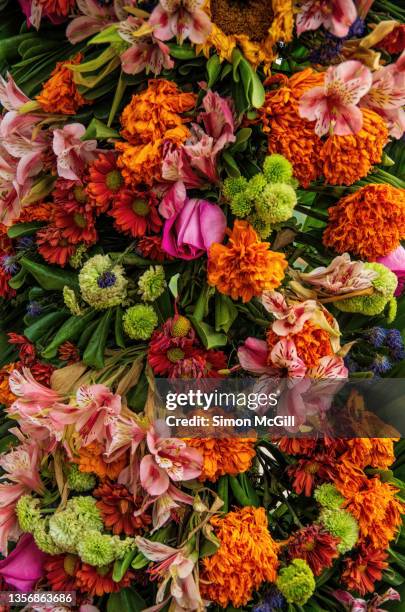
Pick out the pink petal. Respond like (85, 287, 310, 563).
(332, 103, 363, 135)
(135, 536, 177, 562)
(198, 200, 226, 250)
(299, 87, 327, 122)
(149, 5, 174, 41)
(184, 9, 212, 44)
(16, 152, 43, 185)
(140, 455, 169, 496)
(238, 338, 272, 374)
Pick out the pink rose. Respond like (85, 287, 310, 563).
(378, 245, 405, 296)
(0, 534, 46, 592)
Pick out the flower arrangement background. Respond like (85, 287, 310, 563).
(0, 0, 404, 611)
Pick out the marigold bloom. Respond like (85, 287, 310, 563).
(0, 363, 18, 407)
(185, 438, 256, 482)
(76, 563, 133, 597)
(267, 321, 333, 369)
(278, 437, 318, 456)
(37, 54, 87, 115)
(17, 203, 56, 224)
(87, 152, 124, 213)
(93, 482, 152, 536)
(341, 438, 396, 470)
(208, 220, 287, 303)
(320, 109, 388, 186)
(137, 235, 173, 262)
(287, 524, 340, 576)
(200, 506, 279, 608)
(75, 442, 127, 481)
(342, 543, 388, 596)
(323, 184, 405, 261)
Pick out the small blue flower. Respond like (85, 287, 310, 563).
(97, 271, 117, 288)
(371, 354, 392, 376)
(364, 327, 387, 348)
(344, 355, 359, 373)
(347, 17, 366, 38)
(386, 329, 405, 361)
(16, 236, 34, 251)
(0, 255, 19, 275)
(253, 588, 285, 612)
(26, 301, 42, 317)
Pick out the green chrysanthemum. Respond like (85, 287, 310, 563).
(49, 496, 103, 553)
(387, 297, 398, 323)
(16, 495, 42, 533)
(335, 263, 398, 316)
(276, 559, 315, 605)
(230, 191, 253, 218)
(63, 286, 84, 316)
(255, 183, 297, 224)
(247, 213, 272, 239)
(263, 154, 293, 184)
(222, 176, 248, 200)
(69, 244, 88, 269)
(319, 508, 359, 553)
(314, 484, 344, 510)
(33, 519, 62, 555)
(67, 464, 96, 492)
(77, 532, 117, 567)
(123, 304, 158, 340)
(245, 173, 267, 200)
(79, 255, 128, 310)
(138, 266, 166, 302)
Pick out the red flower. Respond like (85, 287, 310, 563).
(53, 177, 91, 212)
(36, 226, 76, 267)
(378, 24, 405, 55)
(88, 152, 124, 213)
(148, 317, 198, 376)
(76, 564, 133, 597)
(109, 189, 162, 237)
(30, 361, 54, 386)
(7, 334, 36, 367)
(137, 235, 173, 262)
(44, 554, 80, 591)
(93, 481, 152, 536)
(288, 455, 336, 496)
(58, 342, 80, 364)
(287, 524, 340, 576)
(54, 206, 97, 245)
(342, 543, 388, 596)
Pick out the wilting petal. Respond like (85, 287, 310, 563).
(135, 536, 178, 562)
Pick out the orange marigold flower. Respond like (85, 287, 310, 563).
(320, 109, 388, 186)
(323, 183, 405, 261)
(341, 438, 396, 470)
(200, 506, 279, 608)
(278, 437, 318, 456)
(37, 54, 88, 115)
(76, 564, 133, 597)
(120, 79, 196, 145)
(342, 543, 388, 596)
(18, 202, 56, 223)
(185, 438, 256, 482)
(208, 220, 287, 303)
(259, 69, 324, 187)
(338, 477, 404, 549)
(0, 363, 18, 407)
(76, 442, 127, 481)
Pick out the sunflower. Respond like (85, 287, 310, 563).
(199, 0, 294, 72)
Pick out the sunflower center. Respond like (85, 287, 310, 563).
(63, 554, 78, 576)
(106, 170, 123, 191)
(167, 348, 185, 363)
(211, 0, 274, 42)
(73, 185, 88, 204)
(73, 212, 87, 228)
(132, 198, 150, 216)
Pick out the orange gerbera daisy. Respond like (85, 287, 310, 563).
(200, 506, 279, 608)
(45, 554, 80, 592)
(76, 564, 133, 597)
(323, 183, 405, 261)
(108, 189, 162, 237)
(259, 69, 324, 187)
(320, 109, 388, 186)
(0, 363, 18, 407)
(208, 220, 287, 303)
(75, 442, 127, 481)
(342, 543, 388, 596)
(37, 54, 87, 115)
(87, 152, 124, 213)
(338, 477, 404, 549)
(36, 226, 76, 267)
(185, 438, 256, 482)
(93, 481, 152, 536)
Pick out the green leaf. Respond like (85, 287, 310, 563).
(189, 317, 227, 349)
(229, 127, 252, 154)
(222, 151, 241, 177)
(0, 434, 18, 454)
(112, 550, 137, 582)
(199, 536, 220, 558)
(89, 24, 122, 45)
(21, 257, 78, 291)
(108, 71, 127, 126)
(7, 222, 44, 239)
(21, 175, 56, 206)
(8, 267, 27, 289)
(169, 273, 180, 299)
(168, 42, 196, 59)
(82, 118, 119, 140)
(114, 306, 126, 349)
(107, 588, 146, 612)
(215, 293, 237, 333)
(83, 308, 113, 369)
(207, 53, 221, 88)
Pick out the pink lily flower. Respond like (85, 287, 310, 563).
(160, 182, 226, 260)
(296, 0, 358, 38)
(0, 534, 46, 592)
(270, 338, 307, 378)
(198, 90, 236, 152)
(105, 414, 146, 493)
(262, 291, 317, 336)
(66, 0, 117, 43)
(52, 123, 99, 182)
(119, 17, 174, 76)
(378, 245, 405, 297)
(299, 60, 372, 136)
(237, 337, 275, 375)
(8, 368, 63, 417)
(298, 253, 378, 294)
(135, 536, 203, 611)
(140, 427, 202, 496)
(149, 0, 212, 45)
(0, 442, 44, 494)
(360, 50, 405, 139)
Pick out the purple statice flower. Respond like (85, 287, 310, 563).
(0, 255, 19, 275)
(371, 354, 392, 376)
(364, 327, 387, 348)
(344, 354, 359, 373)
(253, 589, 285, 612)
(97, 271, 117, 288)
(16, 236, 34, 251)
(26, 301, 42, 317)
(386, 329, 405, 361)
(347, 17, 366, 38)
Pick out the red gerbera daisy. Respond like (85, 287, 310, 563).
(36, 226, 76, 267)
(137, 235, 173, 262)
(76, 564, 133, 597)
(93, 481, 152, 536)
(53, 177, 91, 212)
(109, 189, 162, 237)
(287, 524, 340, 576)
(148, 316, 198, 376)
(288, 455, 336, 497)
(45, 554, 80, 591)
(342, 542, 388, 596)
(54, 206, 97, 245)
(88, 152, 124, 213)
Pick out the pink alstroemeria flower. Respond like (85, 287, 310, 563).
(52, 123, 98, 182)
(298, 253, 377, 294)
(8, 368, 63, 417)
(149, 0, 212, 45)
(378, 245, 405, 297)
(66, 0, 117, 43)
(0, 442, 44, 494)
(296, 0, 357, 37)
(261, 291, 317, 336)
(299, 60, 372, 136)
(270, 338, 307, 378)
(135, 537, 202, 611)
(105, 414, 146, 493)
(140, 427, 202, 496)
(360, 50, 405, 139)
(0, 74, 30, 111)
(0, 533, 46, 591)
(0, 483, 25, 555)
(333, 588, 400, 611)
(237, 337, 275, 375)
(119, 17, 175, 76)
(160, 182, 226, 260)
